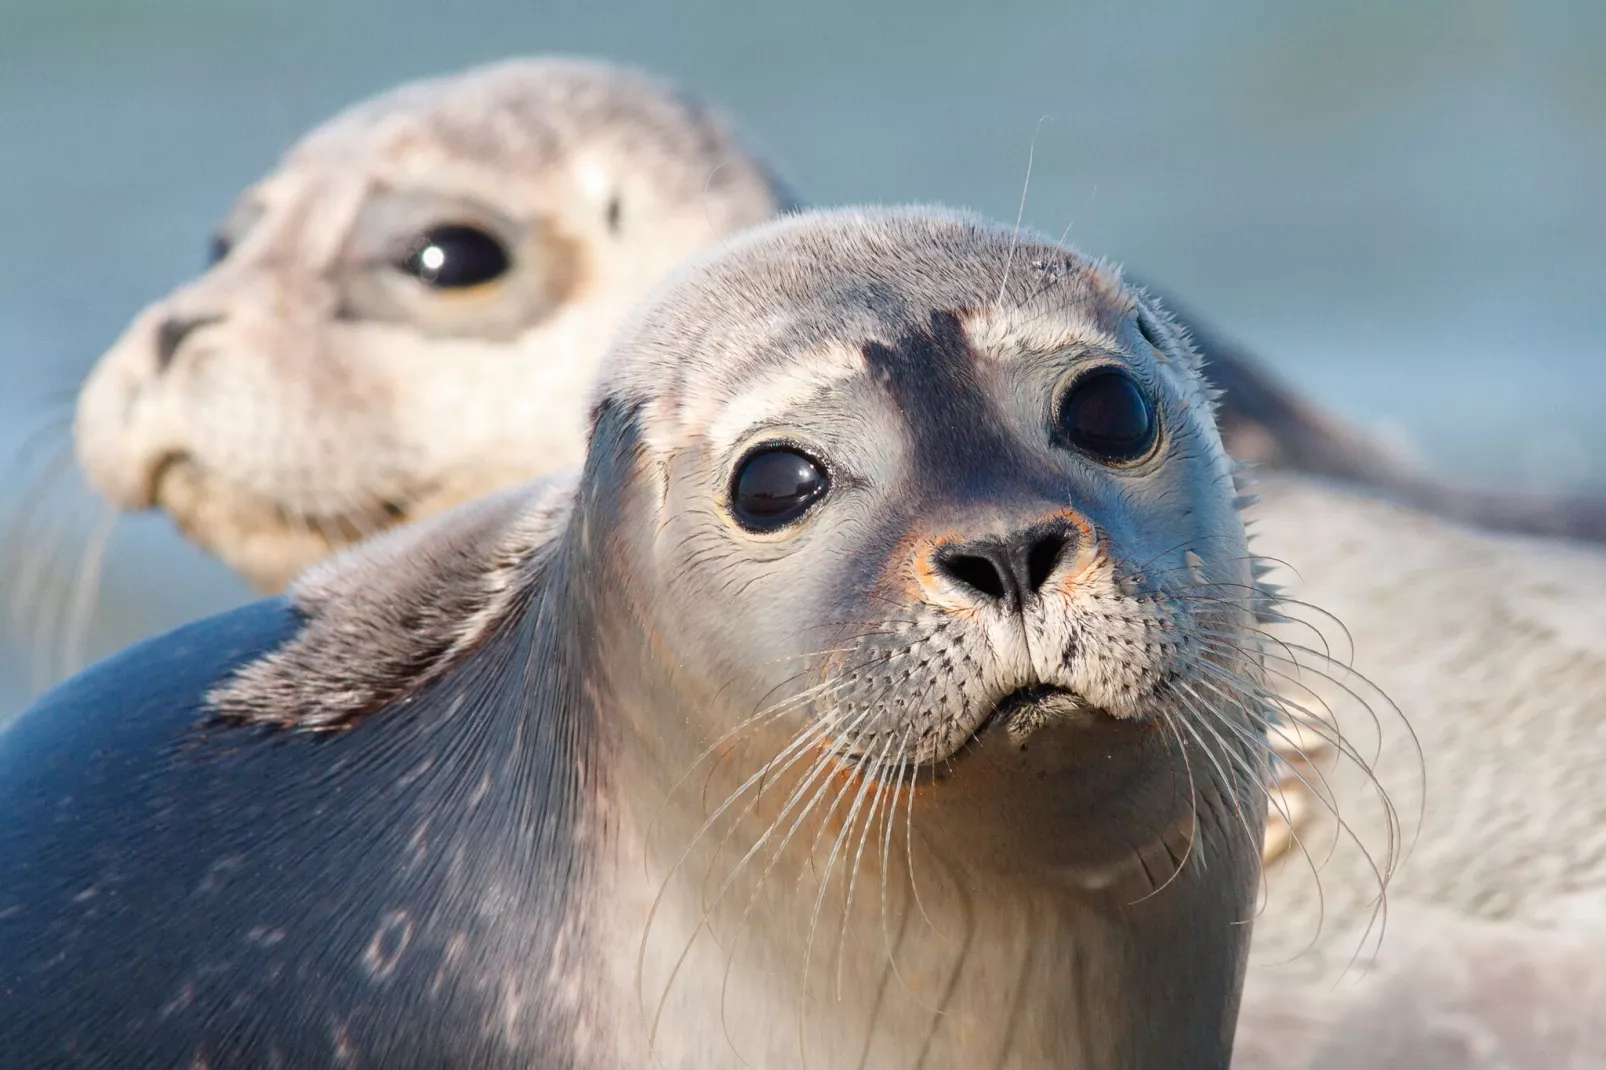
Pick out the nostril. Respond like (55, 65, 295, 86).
(1025, 532, 1069, 593)
(940, 552, 1009, 601)
(155, 314, 223, 371)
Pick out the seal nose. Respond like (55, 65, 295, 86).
(935, 522, 1074, 611)
(155, 313, 223, 371)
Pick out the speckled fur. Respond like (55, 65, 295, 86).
(207, 474, 576, 728)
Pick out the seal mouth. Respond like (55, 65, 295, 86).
(839, 685, 1102, 780)
(150, 453, 414, 536)
(982, 684, 1095, 746)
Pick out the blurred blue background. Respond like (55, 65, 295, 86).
(3, 0, 1604, 713)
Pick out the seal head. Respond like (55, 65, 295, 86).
(73, 57, 792, 591)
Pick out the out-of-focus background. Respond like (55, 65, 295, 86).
(3, 0, 1604, 713)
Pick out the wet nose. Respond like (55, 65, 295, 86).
(155, 313, 223, 371)
(935, 520, 1076, 611)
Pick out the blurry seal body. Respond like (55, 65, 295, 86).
(1, 209, 1271, 1067)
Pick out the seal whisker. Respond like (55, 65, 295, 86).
(647, 715, 843, 1055)
(1171, 676, 1262, 815)
(833, 732, 899, 1000)
(59, 501, 118, 680)
(652, 655, 879, 851)
(994, 115, 1052, 306)
(1181, 677, 1348, 946)
(1126, 708, 1203, 904)
(1185, 666, 1398, 963)
(796, 733, 887, 1066)
(1194, 630, 1416, 848)
(708, 721, 877, 1062)
(1196, 665, 1404, 901)
(4, 445, 77, 631)
(23, 476, 93, 692)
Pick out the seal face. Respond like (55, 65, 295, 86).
(72, 57, 791, 592)
(5, 207, 1269, 1067)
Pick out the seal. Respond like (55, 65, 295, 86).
(74, 59, 1606, 606)
(73, 57, 793, 593)
(1, 207, 1271, 1067)
(1229, 475, 1606, 1067)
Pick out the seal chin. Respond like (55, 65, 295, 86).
(151, 455, 417, 592)
(909, 683, 1104, 772)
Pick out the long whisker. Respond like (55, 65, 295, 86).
(59, 501, 118, 679)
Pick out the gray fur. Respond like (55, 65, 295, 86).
(209, 474, 576, 728)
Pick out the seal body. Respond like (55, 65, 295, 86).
(0, 479, 599, 1065)
(8, 208, 1269, 1067)
(0, 600, 586, 1066)
(1229, 476, 1606, 1068)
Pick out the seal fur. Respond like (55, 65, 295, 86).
(3, 207, 1274, 1067)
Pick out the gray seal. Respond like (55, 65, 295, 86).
(0, 207, 1271, 1067)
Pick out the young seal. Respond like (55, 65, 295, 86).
(73, 57, 793, 593)
(0, 207, 1270, 1067)
(73, 58, 1606, 603)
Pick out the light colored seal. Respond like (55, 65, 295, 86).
(0, 207, 1273, 1067)
(74, 57, 792, 593)
(74, 58, 1606, 604)
(1231, 475, 1606, 1067)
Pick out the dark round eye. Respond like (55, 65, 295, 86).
(730, 447, 830, 532)
(1055, 369, 1157, 463)
(207, 232, 231, 266)
(398, 224, 511, 288)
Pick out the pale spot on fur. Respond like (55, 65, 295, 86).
(1185, 549, 1208, 588)
(330, 1020, 355, 1064)
(245, 925, 288, 947)
(159, 982, 197, 1019)
(697, 341, 869, 454)
(961, 304, 1124, 364)
(195, 854, 245, 894)
(574, 154, 614, 205)
(361, 909, 414, 981)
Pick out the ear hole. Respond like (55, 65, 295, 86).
(1136, 308, 1166, 351)
(606, 196, 622, 234)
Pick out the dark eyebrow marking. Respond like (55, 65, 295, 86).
(861, 310, 1030, 497)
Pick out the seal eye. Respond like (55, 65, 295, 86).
(730, 447, 830, 532)
(1056, 369, 1157, 463)
(399, 224, 511, 288)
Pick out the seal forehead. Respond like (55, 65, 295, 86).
(286, 58, 760, 200)
(604, 207, 1199, 450)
